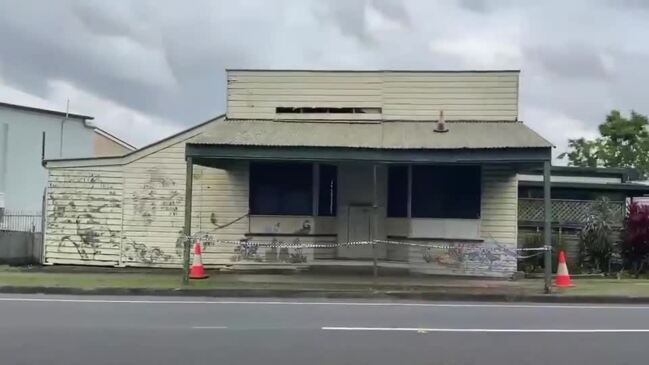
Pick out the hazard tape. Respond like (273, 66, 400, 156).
(184, 235, 550, 253)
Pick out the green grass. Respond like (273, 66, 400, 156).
(556, 279, 649, 297)
(3, 268, 649, 298)
(0, 272, 184, 289)
(0, 271, 443, 291)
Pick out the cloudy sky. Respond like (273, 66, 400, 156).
(1, 0, 647, 160)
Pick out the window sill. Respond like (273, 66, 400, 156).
(249, 214, 336, 218)
(387, 235, 484, 243)
(245, 232, 337, 238)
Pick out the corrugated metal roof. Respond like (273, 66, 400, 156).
(193, 119, 552, 150)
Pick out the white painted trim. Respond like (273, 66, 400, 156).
(45, 115, 225, 168)
(518, 173, 621, 184)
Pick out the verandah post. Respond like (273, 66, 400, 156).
(183, 157, 194, 285)
(372, 164, 379, 278)
(543, 160, 552, 293)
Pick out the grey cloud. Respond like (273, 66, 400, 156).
(1, 0, 648, 155)
(524, 44, 613, 80)
(73, 1, 138, 39)
(607, 0, 649, 10)
(370, 0, 411, 25)
(457, 0, 490, 13)
(315, 0, 411, 43)
(314, 0, 368, 41)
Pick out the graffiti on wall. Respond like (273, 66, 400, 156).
(48, 172, 122, 261)
(230, 237, 308, 263)
(422, 242, 517, 272)
(131, 167, 183, 225)
(57, 214, 107, 260)
(122, 239, 174, 264)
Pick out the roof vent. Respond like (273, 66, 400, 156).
(434, 110, 449, 133)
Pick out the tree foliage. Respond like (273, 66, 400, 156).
(620, 202, 649, 276)
(579, 197, 617, 273)
(559, 110, 649, 178)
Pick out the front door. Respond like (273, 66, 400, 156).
(348, 205, 372, 243)
(337, 205, 374, 259)
(336, 163, 387, 259)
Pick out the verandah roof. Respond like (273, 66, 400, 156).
(192, 119, 552, 150)
(187, 119, 552, 165)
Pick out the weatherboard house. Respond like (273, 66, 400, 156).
(43, 70, 553, 277)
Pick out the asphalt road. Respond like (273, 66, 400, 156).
(1, 295, 649, 365)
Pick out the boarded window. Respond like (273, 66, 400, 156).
(249, 162, 313, 215)
(387, 166, 409, 217)
(411, 165, 481, 219)
(318, 164, 337, 216)
(276, 107, 381, 114)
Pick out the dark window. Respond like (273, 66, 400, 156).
(387, 166, 409, 217)
(411, 165, 481, 219)
(249, 162, 313, 215)
(276, 107, 381, 114)
(318, 165, 337, 216)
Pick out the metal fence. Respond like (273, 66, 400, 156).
(518, 198, 625, 226)
(0, 210, 43, 233)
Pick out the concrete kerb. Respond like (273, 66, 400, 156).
(1, 286, 649, 304)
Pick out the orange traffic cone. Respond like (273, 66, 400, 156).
(554, 250, 575, 288)
(189, 242, 208, 280)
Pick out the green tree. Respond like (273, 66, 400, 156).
(579, 197, 618, 273)
(559, 110, 649, 178)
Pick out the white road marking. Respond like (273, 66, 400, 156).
(191, 326, 228, 329)
(0, 297, 647, 310)
(321, 327, 649, 333)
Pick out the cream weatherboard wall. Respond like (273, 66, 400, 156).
(44, 118, 250, 267)
(226, 70, 519, 121)
(45, 166, 124, 265)
(480, 165, 518, 246)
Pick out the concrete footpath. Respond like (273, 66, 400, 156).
(2, 266, 649, 303)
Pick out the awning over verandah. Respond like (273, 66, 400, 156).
(186, 118, 552, 164)
(181, 118, 555, 289)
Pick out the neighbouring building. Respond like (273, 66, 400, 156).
(517, 166, 649, 267)
(94, 128, 136, 157)
(43, 69, 554, 277)
(0, 101, 134, 217)
(0, 101, 134, 265)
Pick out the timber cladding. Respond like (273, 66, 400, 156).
(227, 70, 519, 121)
(46, 167, 124, 265)
(44, 128, 251, 267)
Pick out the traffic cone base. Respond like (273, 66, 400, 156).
(190, 242, 208, 280)
(554, 250, 575, 288)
